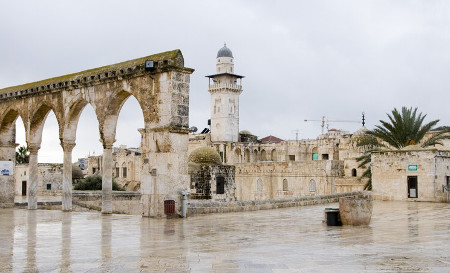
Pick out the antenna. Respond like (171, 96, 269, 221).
(291, 129, 300, 141)
(362, 112, 366, 126)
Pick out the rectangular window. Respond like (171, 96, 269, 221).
(322, 154, 329, 160)
(116, 167, 120, 178)
(289, 155, 295, 161)
(92, 168, 96, 174)
(122, 167, 127, 178)
(46, 184, 51, 190)
(312, 153, 319, 160)
(407, 176, 418, 198)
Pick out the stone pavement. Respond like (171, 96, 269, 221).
(0, 201, 449, 272)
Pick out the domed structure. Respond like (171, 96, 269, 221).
(239, 130, 252, 135)
(217, 43, 233, 58)
(189, 147, 222, 165)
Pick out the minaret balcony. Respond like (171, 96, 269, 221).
(208, 83, 242, 91)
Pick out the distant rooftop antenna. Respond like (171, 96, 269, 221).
(362, 112, 366, 126)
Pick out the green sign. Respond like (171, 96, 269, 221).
(408, 165, 418, 171)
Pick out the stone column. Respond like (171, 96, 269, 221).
(28, 145, 40, 210)
(139, 128, 189, 217)
(0, 144, 16, 208)
(102, 145, 113, 214)
(61, 142, 75, 211)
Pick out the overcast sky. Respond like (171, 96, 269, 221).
(1, 0, 450, 163)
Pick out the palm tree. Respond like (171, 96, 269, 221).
(15, 145, 29, 164)
(357, 107, 450, 190)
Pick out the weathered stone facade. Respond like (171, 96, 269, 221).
(14, 164, 63, 197)
(372, 147, 450, 202)
(0, 49, 194, 217)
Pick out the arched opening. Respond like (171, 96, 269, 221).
(39, 110, 63, 163)
(309, 179, 316, 192)
(234, 148, 241, 163)
(114, 163, 119, 178)
(352, 168, 357, 177)
(261, 149, 267, 161)
(244, 149, 250, 163)
(72, 103, 102, 175)
(122, 162, 127, 178)
(312, 147, 318, 160)
(253, 149, 258, 162)
(271, 149, 276, 161)
(115, 95, 144, 191)
(282, 178, 288, 191)
(257, 179, 263, 192)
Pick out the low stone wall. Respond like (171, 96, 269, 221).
(188, 191, 370, 216)
(73, 191, 142, 215)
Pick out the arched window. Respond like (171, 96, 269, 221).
(312, 147, 318, 160)
(115, 163, 119, 178)
(245, 149, 250, 163)
(122, 162, 127, 178)
(261, 149, 267, 161)
(283, 179, 288, 191)
(235, 148, 241, 163)
(216, 176, 225, 194)
(257, 179, 263, 192)
(254, 149, 259, 162)
(271, 149, 276, 161)
(352, 168, 357, 177)
(309, 179, 316, 192)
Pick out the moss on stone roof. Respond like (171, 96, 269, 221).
(0, 49, 192, 95)
(188, 147, 222, 165)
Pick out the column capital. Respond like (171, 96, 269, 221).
(60, 141, 76, 152)
(27, 144, 41, 154)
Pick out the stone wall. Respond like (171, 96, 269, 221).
(188, 191, 368, 215)
(235, 160, 343, 201)
(72, 191, 142, 215)
(372, 149, 450, 202)
(189, 164, 236, 201)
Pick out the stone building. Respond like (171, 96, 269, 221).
(372, 146, 450, 202)
(187, 44, 367, 201)
(14, 164, 63, 197)
(87, 145, 141, 191)
(188, 147, 236, 201)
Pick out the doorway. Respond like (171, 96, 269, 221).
(407, 176, 418, 198)
(21, 181, 27, 196)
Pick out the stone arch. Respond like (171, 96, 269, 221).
(96, 90, 145, 147)
(271, 149, 277, 161)
(312, 147, 318, 160)
(28, 104, 62, 146)
(261, 149, 267, 161)
(309, 179, 316, 192)
(257, 178, 263, 192)
(244, 148, 250, 163)
(122, 162, 127, 178)
(63, 98, 90, 143)
(253, 149, 259, 162)
(0, 108, 27, 145)
(234, 148, 241, 163)
(282, 178, 288, 191)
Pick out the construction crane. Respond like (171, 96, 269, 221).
(304, 113, 365, 135)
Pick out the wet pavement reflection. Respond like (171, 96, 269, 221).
(0, 201, 449, 272)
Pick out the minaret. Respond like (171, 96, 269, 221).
(206, 44, 244, 142)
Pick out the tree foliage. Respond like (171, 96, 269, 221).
(15, 145, 29, 164)
(74, 174, 124, 191)
(356, 107, 450, 190)
(72, 164, 84, 180)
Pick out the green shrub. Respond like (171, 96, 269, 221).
(74, 175, 125, 191)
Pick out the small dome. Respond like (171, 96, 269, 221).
(239, 130, 252, 135)
(189, 147, 222, 165)
(351, 126, 368, 139)
(217, 43, 233, 58)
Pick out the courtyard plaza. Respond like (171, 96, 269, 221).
(0, 200, 449, 272)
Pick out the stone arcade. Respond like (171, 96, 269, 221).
(0, 50, 194, 217)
